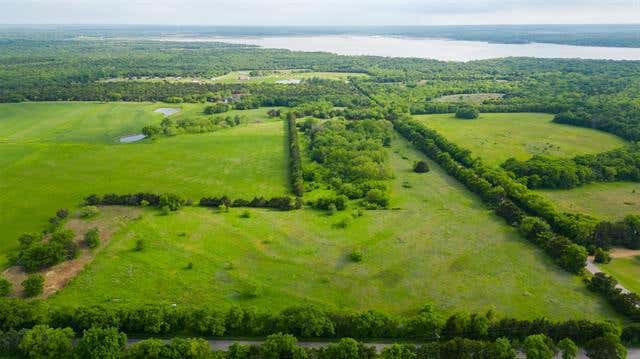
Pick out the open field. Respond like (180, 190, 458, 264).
(601, 256, 640, 295)
(537, 182, 640, 221)
(0, 102, 288, 267)
(415, 113, 626, 166)
(99, 70, 369, 85)
(433, 93, 504, 104)
(49, 135, 616, 321)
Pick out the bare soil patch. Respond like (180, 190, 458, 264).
(2, 206, 140, 298)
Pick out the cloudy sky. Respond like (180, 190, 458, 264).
(1, 0, 639, 25)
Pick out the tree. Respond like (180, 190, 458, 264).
(380, 344, 417, 359)
(594, 248, 611, 264)
(142, 125, 162, 138)
(523, 334, 555, 359)
(278, 306, 335, 337)
(22, 274, 44, 297)
(19, 325, 74, 359)
(75, 327, 127, 359)
(559, 243, 587, 273)
(557, 338, 578, 359)
(260, 333, 307, 359)
(585, 335, 627, 359)
(414, 160, 430, 173)
(455, 106, 479, 119)
(0, 278, 11, 297)
(85, 227, 100, 249)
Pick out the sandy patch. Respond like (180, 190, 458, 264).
(2, 206, 141, 298)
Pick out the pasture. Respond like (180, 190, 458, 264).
(601, 255, 640, 295)
(49, 135, 616, 321)
(537, 182, 640, 221)
(0, 102, 288, 266)
(415, 113, 626, 166)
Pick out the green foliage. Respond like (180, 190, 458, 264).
(18, 325, 74, 359)
(413, 160, 430, 173)
(80, 205, 100, 218)
(594, 248, 611, 264)
(523, 334, 556, 359)
(260, 333, 308, 359)
(22, 274, 44, 297)
(349, 250, 363, 263)
(204, 103, 230, 114)
(585, 334, 627, 359)
(76, 327, 127, 359)
(455, 106, 479, 119)
(557, 338, 578, 359)
(135, 239, 145, 252)
(0, 278, 11, 297)
(85, 227, 100, 249)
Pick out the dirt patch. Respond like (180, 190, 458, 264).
(2, 206, 141, 298)
(610, 247, 640, 258)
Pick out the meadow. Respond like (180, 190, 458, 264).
(99, 70, 369, 85)
(0, 102, 289, 266)
(601, 256, 640, 295)
(415, 113, 626, 166)
(49, 135, 616, 321)
(537, 182, 640, 221)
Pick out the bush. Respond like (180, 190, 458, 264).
(80, 206, 100, 218)
(135, 239, 145, 252)
(204, 103, 230, 114)
(349, 250, 363, 262)
(363, 189, 390, 209)
(0, 278, 11, 297)
(240, 211, 251, 219)
(56, 208, 69, 219)
(455, 106, 479, 119)
(594, 248, 611, 264)
(22, 275, 44, 298)
(85, 228, 100, 249)
(413, 160, 430, 173)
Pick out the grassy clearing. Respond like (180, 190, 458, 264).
(433, 93, 504, 104)
(0, 102, 288, 267)
(49, 135, 616, 321)
(536, 182, 640, 221)
(601, 256, 640, 294)
(99, 70, 369, 85)
(415, 113, 626, 166)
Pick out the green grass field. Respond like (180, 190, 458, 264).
(0, 102, 289, 266)
(99, 70, 369, 85)
(49, 135, 616, 321)
(415, 113, 626, 166)
(601, 256, 640, 294)
(537, 182, 640, 221)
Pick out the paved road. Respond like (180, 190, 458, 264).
(128, 338, 640, 357)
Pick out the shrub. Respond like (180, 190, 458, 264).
(135, 239, 145, 252)
(455, 106, 479, 119)
(413, 160, 430, 173)
(349, 250, 363, 262)
(363, 189, 390, 209)
(80, 206, 100, 218)
(85, 228, 100, 249)
(594, 248, 611, 264)
(22, 275, 44, 298)
(558, 338, 578, 359)
(240, 211, 251, 219)
(523, 334, 555, 359)
(0, 278, 11, 297)
(204, 103, 230, 114)
(55, 208, 69, 219)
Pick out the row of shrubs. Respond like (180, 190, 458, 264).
(0, 299, 625, 345)
(286, 112, 304, 196)
(199, 196, 302, 211)
(393, 119, 588, 274)
(587, 273, 640, 322)
(85, 193, 186, 211)
(3, 328, 626, 359)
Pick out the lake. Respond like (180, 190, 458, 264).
(155, 35, 640, 61)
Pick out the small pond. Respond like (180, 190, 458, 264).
(154, 108, 181, 116)
(119, 134, 146, 143)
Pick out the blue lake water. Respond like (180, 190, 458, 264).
(155, 35, 640, 61)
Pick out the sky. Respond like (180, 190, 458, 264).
(0, 0, 639, 25)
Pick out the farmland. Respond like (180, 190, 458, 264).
(415, 113, 626, 166)
(0, 102, 288, 266)
(48, 135, 616, 320)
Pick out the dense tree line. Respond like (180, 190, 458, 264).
(502, 144, 640, 189)
(302, 118, 393, 208)
(143, 114, 244, 137)
(286, 113, 304, 196)
(85, 193, 186, 211)
(199, 196, 302, 211)
(0, 299, 623, 347)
